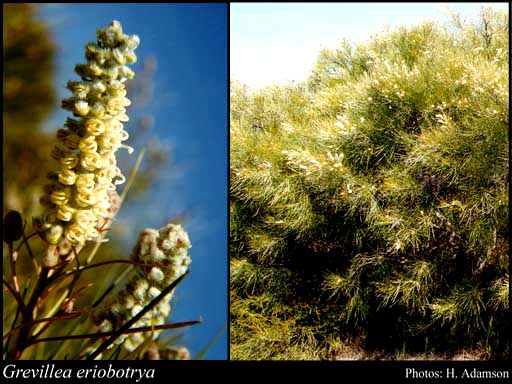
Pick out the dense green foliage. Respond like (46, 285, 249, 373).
(230, 8, 509, 360)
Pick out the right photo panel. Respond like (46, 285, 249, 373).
(230, 3, 509, 360)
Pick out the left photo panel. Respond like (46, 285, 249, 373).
(3, 3, 227, 360)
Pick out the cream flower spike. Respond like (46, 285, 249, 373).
(93, 223, 191, 352)
(39, 20, 139, 249)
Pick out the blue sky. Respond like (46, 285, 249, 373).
(38, 3, 227, 359)
(231, 2, 509, 89)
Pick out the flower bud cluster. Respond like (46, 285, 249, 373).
(39, 20, 139, 246)
(93, 223, 192, 352)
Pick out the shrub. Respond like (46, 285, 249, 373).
(230, 6, 509, 359)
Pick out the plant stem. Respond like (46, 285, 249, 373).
(4, 312, 83, 340)
(14, 232, 39, 252)
(3, 287, 27, 359)
(8, 242, 20, 293)
(29, 320, 200, 346)
(9, 266, 50, 359)
(21, 231, 39, 271)
(87, 270, 189, 360)
(3, 278, 25, 310)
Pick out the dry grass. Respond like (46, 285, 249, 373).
(332, 346, 490, 361)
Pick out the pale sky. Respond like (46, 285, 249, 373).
(231, 2, 508, 90)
